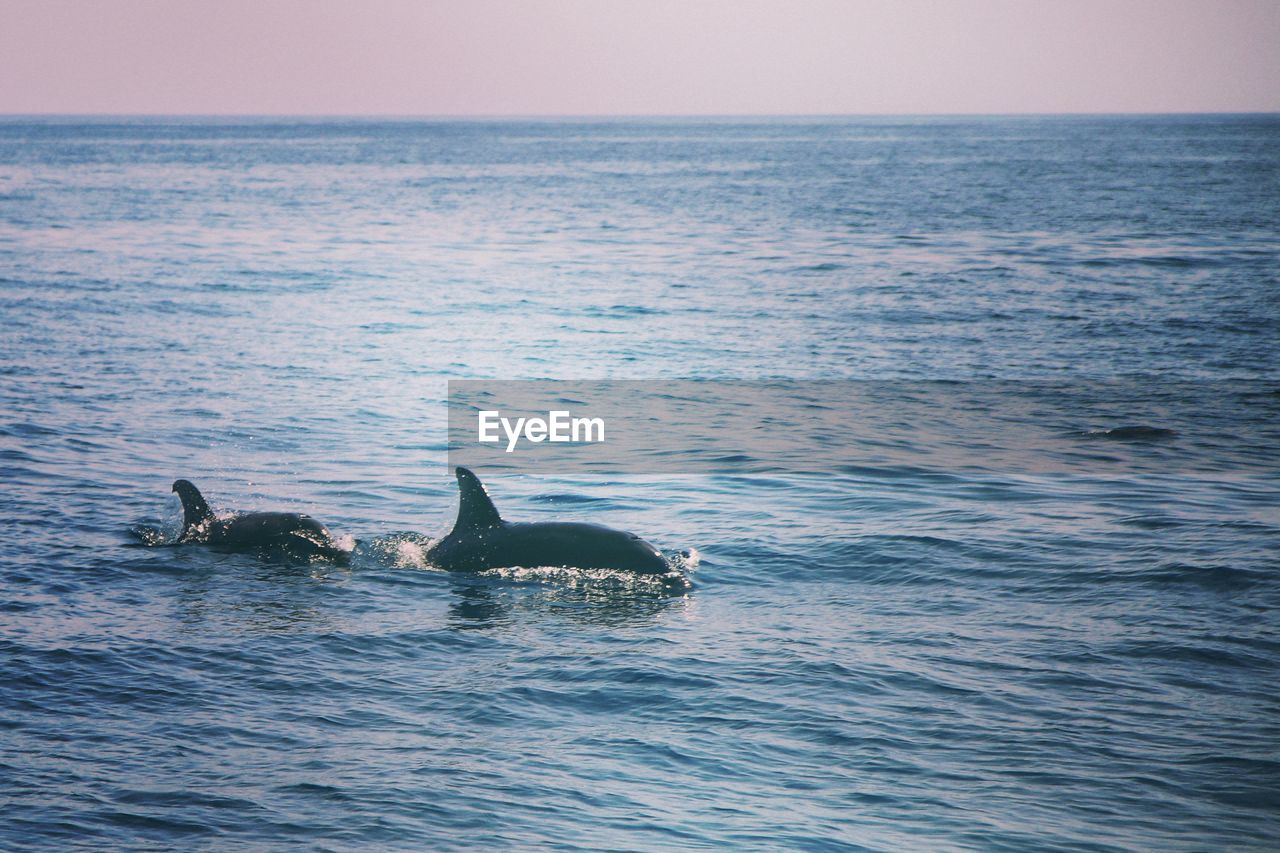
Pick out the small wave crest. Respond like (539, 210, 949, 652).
(1075, 426, 1177, 441)
(355, 534, 436, 569)
(127, 523, 173, 546)
(478, 562, 692, 591)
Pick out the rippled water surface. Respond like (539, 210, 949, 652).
(2, 116, 1278, 849)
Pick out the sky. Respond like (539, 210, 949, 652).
(2, 0, 1277, 115)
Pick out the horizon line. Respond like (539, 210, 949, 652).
(2, 110, 1279, 120)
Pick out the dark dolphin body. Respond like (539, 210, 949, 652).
(426, 468, 669, 575)
(171, 479, 346, 560)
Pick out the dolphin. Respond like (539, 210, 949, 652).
(171, 479, 347, 559)
(426, 467, 669, 575)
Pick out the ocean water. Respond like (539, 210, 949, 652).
(1, 115, 1278, 850)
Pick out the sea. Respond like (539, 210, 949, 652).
(1, 115, 1277, 850)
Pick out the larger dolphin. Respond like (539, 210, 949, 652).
(426, 467, 669, 574)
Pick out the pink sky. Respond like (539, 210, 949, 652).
(2, 0, 1277, 115)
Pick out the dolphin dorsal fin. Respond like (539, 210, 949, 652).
(172, 479, 215, 536)
(453, 467, 502, 531)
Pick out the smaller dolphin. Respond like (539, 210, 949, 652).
(171, 479, 346, 559)
(427, 467, 669, 575)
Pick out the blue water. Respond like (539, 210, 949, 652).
(1, 116, 1278, 849)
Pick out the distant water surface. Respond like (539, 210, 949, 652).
(1, 116, 1278, 849)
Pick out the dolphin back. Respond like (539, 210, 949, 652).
(168, 479, 345, 559)
(429, 469, 668, 574)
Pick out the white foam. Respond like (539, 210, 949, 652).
(395, 539, 428, 568)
